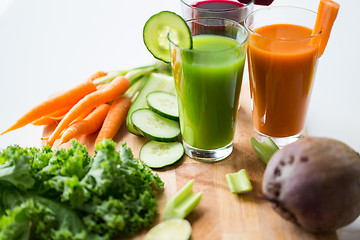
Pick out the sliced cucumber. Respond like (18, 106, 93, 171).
(140, 140, 184, 168)
(143, 11, 192, 63)
(131, 109, 180, 142)
(127, 73, 175, 136)
(147, 91, 179, 121)
(144, 219, 192, 240)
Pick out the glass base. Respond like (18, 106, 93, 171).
(183, 141, 233, 162)
(254, 129, 304, 148)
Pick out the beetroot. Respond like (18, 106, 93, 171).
(262, 137, 360, 232)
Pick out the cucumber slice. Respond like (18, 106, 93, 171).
(144, 219, 192, 240)
(127, 73, 175, 136)
(143, 11, 192, 63)
(140, 140, 184, 168)
(131, 109, 180, 142)
(147, 91, 179, 121)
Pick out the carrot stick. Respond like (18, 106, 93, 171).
(46, 76, 130, 146)
(31, 106, 73, 126)
(313, 0, 340, 57)
(95, 97, 132, 145)
(59, 104, 110, 145)
(1, 80, 97, 135)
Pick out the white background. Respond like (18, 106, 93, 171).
(0, 0, 358, 239)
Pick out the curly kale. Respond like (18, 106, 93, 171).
(0, 139, 163, 240)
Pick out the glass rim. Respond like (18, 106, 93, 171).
(168, 17, 249, 53)
(244, 5, 322, 41)
(180, 0, 255, 13)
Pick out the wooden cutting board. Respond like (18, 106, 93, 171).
(43, 81, 338, 240)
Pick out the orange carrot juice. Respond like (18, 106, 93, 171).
(247, 23, 321, 138)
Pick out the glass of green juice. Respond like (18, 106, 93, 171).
(169, 18, 248, 161)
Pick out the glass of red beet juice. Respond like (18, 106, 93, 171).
(180, 0, 254, 24)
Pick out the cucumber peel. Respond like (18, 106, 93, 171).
(225, 169, 253, 194)
(163, 179, 202, 220)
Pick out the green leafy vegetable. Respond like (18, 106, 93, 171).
(0, 145, 35, 190)
(163, 179, 202, 220)
(250, 137, 279, 164)
(0, 139, 164, 239)
(225, 169, 253, 194)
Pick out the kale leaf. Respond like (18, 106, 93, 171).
(0, 139, 163, 240)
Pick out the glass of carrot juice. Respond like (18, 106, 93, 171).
(244, 6, 323, 147)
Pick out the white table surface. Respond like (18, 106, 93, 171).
(0, 0, 358, 239)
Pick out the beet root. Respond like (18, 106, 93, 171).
(262, 137, 360, 232)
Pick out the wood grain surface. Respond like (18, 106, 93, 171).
(43, 82, 338, 240)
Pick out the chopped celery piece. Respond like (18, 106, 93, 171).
(144, 219, 192, 240)
(163, 179, 202, 220)
(225, 169, 253, 194)
(251, 137, 279, 164)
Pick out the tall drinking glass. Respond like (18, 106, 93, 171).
(244, 6, 322, 147)
(180, 0, 254, 23)
(169, 18, 248, 161)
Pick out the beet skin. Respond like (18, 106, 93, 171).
(262, 137, 360, 232)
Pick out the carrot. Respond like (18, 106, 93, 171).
(59, 104, 110, 145)
(31, 106, 73, 126)
(88, 71, 106, 81)
(46, 76, 130, 146)
(32, 117, 58, 127)
(74, 107, 96, 122)
(1, 80, 97, 135)
(313, 0, 340, 57)
(34, 106, 94, 126)
(95, 97, 132, 145)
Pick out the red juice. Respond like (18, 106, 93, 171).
(188, 0, 251, 35)
(191, 0, 246, 22)
(192, 0, 245, 10)
(192, 0, 273, 11)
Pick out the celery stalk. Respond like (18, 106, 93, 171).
(225, 169, 253, 194)
(163, 179, 202, 220)
(251, 137, 279, 164)
(93, 70, 128, 86)
(93, 65, 157, 87)
(123, 75, 148, 99)
(125, 65, 157, 84)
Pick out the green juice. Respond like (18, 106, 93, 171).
(174, 34, 246, 150)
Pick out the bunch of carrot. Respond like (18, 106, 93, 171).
(1, 65, 159, 147)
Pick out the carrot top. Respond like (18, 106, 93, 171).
(313, 0, 340, 57)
